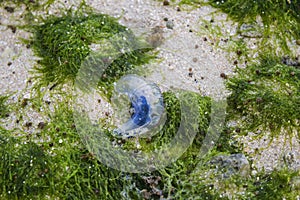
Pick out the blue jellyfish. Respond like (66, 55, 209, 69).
(130, 95, 150, 126)
(112, 74, 165, 138)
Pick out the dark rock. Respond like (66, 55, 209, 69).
(208, 153, 250, 178)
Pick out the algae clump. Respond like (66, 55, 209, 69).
(28, 9, 154, 90)
(226, 55, 300, 139)
(208, 0, 300, 53)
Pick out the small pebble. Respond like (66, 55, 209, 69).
(4, 6, 14, 13)
(236, 50, 242, 56)
(290, 71, 295, 76)
(296, 39, 300, 45)
(220, 73, 228, 79)
(7, 62, 12, 66)
(192, 57, 198, 62)
(163, 0, 169, 6)
(7, 25, 16, 33)
(195, 44, 199, 49)
(21, 98, 28, 108)
(188, 68, 193, 77)
(146, 137, 152, 143)
(25, 122, 33, 128)
(168, 65, 174, 70)
(38, 122, 46, 129)
(166, 20, 174, 29)
(256, 97, 263, 103)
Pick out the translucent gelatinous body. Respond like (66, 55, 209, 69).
(112, 74, 164, 138)
(130, 95, 150, 126)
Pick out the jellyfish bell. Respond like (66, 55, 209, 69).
(112, 74, 165, 139)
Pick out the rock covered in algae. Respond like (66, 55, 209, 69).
(208, 153, 250, 178)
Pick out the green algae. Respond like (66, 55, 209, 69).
(0, 95, 10, 118)
(177, 0, 300, 55)
(208, 0, 300, 54)
(0, 127, 51, 199)
(26, 7, 154, 90)
(226, 55, 300, 139)
(0, 90, 216, 199)
(157, 152, 299, 199)
(245, 168, 300, 200)
(0, 100, 136, 200)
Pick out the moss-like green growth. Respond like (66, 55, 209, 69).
(140, 91, 183, 151)
(37, 101, 132, 200)
(226, 55, 300, 139)
(0, 95, 10, 118)
(0, 100, 140, 200)
(27, 8, 154, 89)
(215, 127, 242, 153)
(0, 127, 51, 199)
(159, 154, 299, 199)
(208, 0, 300, 53)
(0, 0, 41, 7)
(178, 0, 204, 7)
(245, 168, 300, 199)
